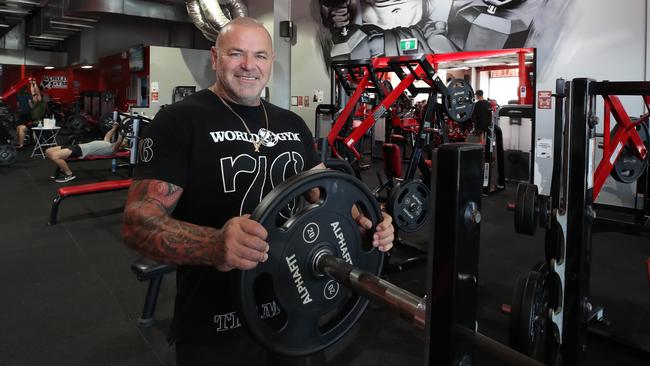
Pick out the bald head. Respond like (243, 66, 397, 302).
(216, 17, 272, 51)
(210, 16, 275, 106)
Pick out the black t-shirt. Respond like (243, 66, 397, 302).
(134, 89, 320, 343)
(473, 99, 491, 132)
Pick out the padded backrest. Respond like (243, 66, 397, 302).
(382, 143, 402, 179)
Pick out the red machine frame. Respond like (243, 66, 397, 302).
(1, 77, 35, 101)
(327, 48, 534, 161)
(593, 94, 650, 199)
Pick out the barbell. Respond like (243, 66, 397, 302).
(235, 169, 544, 365)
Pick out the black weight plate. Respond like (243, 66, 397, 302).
(66, 115, 86, 134)
(387, 180, 430, 233)
(0, 144, 17, 166)
(537, 195, 550, 230)
(610, 121, 649, 183)
(99, 113, 116, 134)
(238, 169, 384, 357)
(509, 273, 527, 351)
(324, 158, 356, 176)
(444, 79, 475, 123)
(513, 183, 527, 234)
(120, 118, 134, 138)
(522, 184, 538, 235)
(514, 183, 538, 235)
(512, 269, 549, 361)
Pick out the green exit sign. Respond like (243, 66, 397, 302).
(400, 38, 418, 52)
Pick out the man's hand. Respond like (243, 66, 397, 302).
(355, 211, 394, 252)
(213, 214, 270, 272)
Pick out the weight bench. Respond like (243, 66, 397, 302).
(130, 258, 176, 328)
(67, 150, 130, 162)
(51, 150, 130, 178)
(48, 178, 132, 225)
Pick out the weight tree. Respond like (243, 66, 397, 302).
(512, 78, 650, 364)
(236, 143, 544, 365)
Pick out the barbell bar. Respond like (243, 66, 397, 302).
(237, 169, 545, 366)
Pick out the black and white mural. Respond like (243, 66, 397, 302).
(313, 0, 571, 68)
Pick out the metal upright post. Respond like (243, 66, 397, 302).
(560, 78, 597, 364)
(424, 143, 483, 365)
(129, 116, 140, 178)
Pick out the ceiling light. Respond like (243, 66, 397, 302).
(0, 24, 10, 28)
(44, 66, 54, 70)
(6, 0, 41, 5)
(29, 34, 65, 41)
(50, 25, 81, 32)
(50, 20, 94, 29)
(62, 15, 98, 23)
(0, 8, 30, 15)
(464, 58, 490, 64)
(81, 65, 93, 69)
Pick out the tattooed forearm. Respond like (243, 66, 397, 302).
(122, 179, 220, 266)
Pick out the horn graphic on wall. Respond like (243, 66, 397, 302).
(186, 0, 249, 41)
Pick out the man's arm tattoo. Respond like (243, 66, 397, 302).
(122, 179, 220, 266)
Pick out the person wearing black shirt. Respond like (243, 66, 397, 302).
(472, 89, 491, 143)
(122, 17, 394, 366)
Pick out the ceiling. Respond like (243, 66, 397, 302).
(437, 51, 535, 70)
(0, 0, 190, 51)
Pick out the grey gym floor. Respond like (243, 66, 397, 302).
(1, 147, 648, 365)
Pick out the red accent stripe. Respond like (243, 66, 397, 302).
(58, 179, 132, 197)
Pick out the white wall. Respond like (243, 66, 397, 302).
(533, 0, 648, 207)
(135, 46, 212, 116)
(290, 1, 332, 133)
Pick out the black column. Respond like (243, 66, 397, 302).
(561, 78, 597, 364)
(425, 143, 483, 365)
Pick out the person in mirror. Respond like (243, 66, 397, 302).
(471, 89, 491, 144)
(121, 17, 394, 366)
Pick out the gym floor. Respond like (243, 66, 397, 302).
(1, 148, 648, 365)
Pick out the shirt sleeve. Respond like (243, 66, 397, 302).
(134, 109, 190, 188)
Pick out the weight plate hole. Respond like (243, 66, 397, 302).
(274, 186, 327, 229)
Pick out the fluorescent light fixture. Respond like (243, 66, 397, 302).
(81, 65, 93, 69)
(464, 58, 489, 64)
(44, 66, 55, 70)
(0, 8, 29, 15)
(0, 24, 10, 28)
(6, 0, 41, 4)
(50, 25, 81, 32)
(29, 34, 65, 41)
(62, 15, 98, 23)
(446, 67, 470, 71)
(50, 20, 94, 28)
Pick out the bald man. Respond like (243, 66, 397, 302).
(122, 17, 394, 365)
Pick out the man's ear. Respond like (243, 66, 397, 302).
(210, 46, 219, 71)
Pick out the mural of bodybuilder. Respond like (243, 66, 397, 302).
(313, 0, 571, 68)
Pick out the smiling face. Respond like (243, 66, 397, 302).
(211, 18, 275, 106)
(362, 0, 423, 28)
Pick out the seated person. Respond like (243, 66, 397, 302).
(45, 122, 126, 183)
(15, 80, 47, 149)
